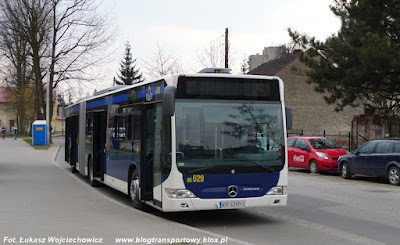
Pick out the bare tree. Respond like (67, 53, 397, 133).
(240, 57, 249, 74)
(197, 38, 225, 68)
(5, 0, 52, 121)
(47, 0, 116, 142)
(0, 0, 37, 134)
(143, 43, 182, 78)
(197, 34, 236, 69)
(0, 0, 115, 142)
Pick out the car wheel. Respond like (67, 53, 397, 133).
(388, 166, 400, 186)
(309, 160, 319, 174)
(341, 162, 351, 179)
(88, 158, 99, 187)
(129, 169, 143, 209)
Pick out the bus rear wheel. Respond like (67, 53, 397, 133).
(129, 170, 143, 209)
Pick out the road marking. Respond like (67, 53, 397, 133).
(253, 208, 385, 245)
(51, 144, 253, 245)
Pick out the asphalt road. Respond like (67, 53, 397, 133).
(1, 138, 400, 245)
(166, 171, 400, 245)
(154, 170, 400, 245)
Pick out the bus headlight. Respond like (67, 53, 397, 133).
(166, 189, 197, 199)
(267, 186, 287, 195)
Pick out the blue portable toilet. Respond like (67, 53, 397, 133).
(32, 120, 47, 146)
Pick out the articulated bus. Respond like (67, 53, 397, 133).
(65, 68, 293, 212)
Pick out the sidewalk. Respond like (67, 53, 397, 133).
(0, 137, 55, 164)
(0, 138, 247, 245)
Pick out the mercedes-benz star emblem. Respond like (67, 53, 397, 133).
(227, 185, 238, 197)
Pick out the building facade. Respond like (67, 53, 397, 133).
(0, 88, 17, 133)
(0, 87, 65, 135)
(248, 46, 286, 71)
(248, 53, 364, 135)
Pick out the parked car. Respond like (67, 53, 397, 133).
(337, 139, 400, 185)
(287, 136, 348, 173)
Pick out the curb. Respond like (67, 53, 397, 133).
(52, 144, 62, 163)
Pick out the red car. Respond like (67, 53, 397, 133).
(287, 136, 348, 173)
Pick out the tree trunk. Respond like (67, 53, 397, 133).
(33, 52, 45, 120)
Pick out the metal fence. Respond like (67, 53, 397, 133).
(287, 129, 352, 151)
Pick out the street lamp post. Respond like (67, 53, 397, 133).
(46, 69, 50, 145)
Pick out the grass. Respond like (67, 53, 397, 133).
(5, 133, 30, 139)
(23, 138, 51, 150)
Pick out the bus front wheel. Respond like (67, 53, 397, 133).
(129, 170, 143, 209)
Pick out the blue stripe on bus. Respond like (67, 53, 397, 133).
(86, 94, 129, 109)
(84, 85, 164, 110)
(137, 85, 164, 99)
(183, 172, 280, 199)
(67, 106, 80, 115)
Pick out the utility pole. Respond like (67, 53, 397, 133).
(225, 28, 229, 68)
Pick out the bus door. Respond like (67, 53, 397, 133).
(93, 111, 106, 180)
(141, 104, 155, 201)
(68, 116, 79, 166)
(65, 117, 71, 162)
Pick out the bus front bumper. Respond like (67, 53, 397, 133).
(161, 194, 287, 212)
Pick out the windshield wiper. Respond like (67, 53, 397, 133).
(230, 155, 277, 173)
(185, 158, 278, 174)
(246, 161, 276, 172)
(187, 165, 224, 174)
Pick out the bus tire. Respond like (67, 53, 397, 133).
(129, 169, 143, 209)
(88, 157, 100, 187)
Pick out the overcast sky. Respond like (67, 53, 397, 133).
(83, 0, 341, 96)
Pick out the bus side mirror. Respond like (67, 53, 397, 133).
(163, 86, 176, 117)
(285, 107, 293, 130)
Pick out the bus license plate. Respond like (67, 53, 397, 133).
(218, 200, 246, 209)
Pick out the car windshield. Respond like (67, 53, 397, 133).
(175, 100, 285, 174)
(308, 138, 340, 150)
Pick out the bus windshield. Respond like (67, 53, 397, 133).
(175, 100, 285, 174)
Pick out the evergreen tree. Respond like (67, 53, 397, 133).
(115, 42, 143, 85)
(290, 0, 400, 129)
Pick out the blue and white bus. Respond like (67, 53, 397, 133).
(65, 68, 292, 212)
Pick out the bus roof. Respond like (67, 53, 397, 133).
(66, 72, 282, 109)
